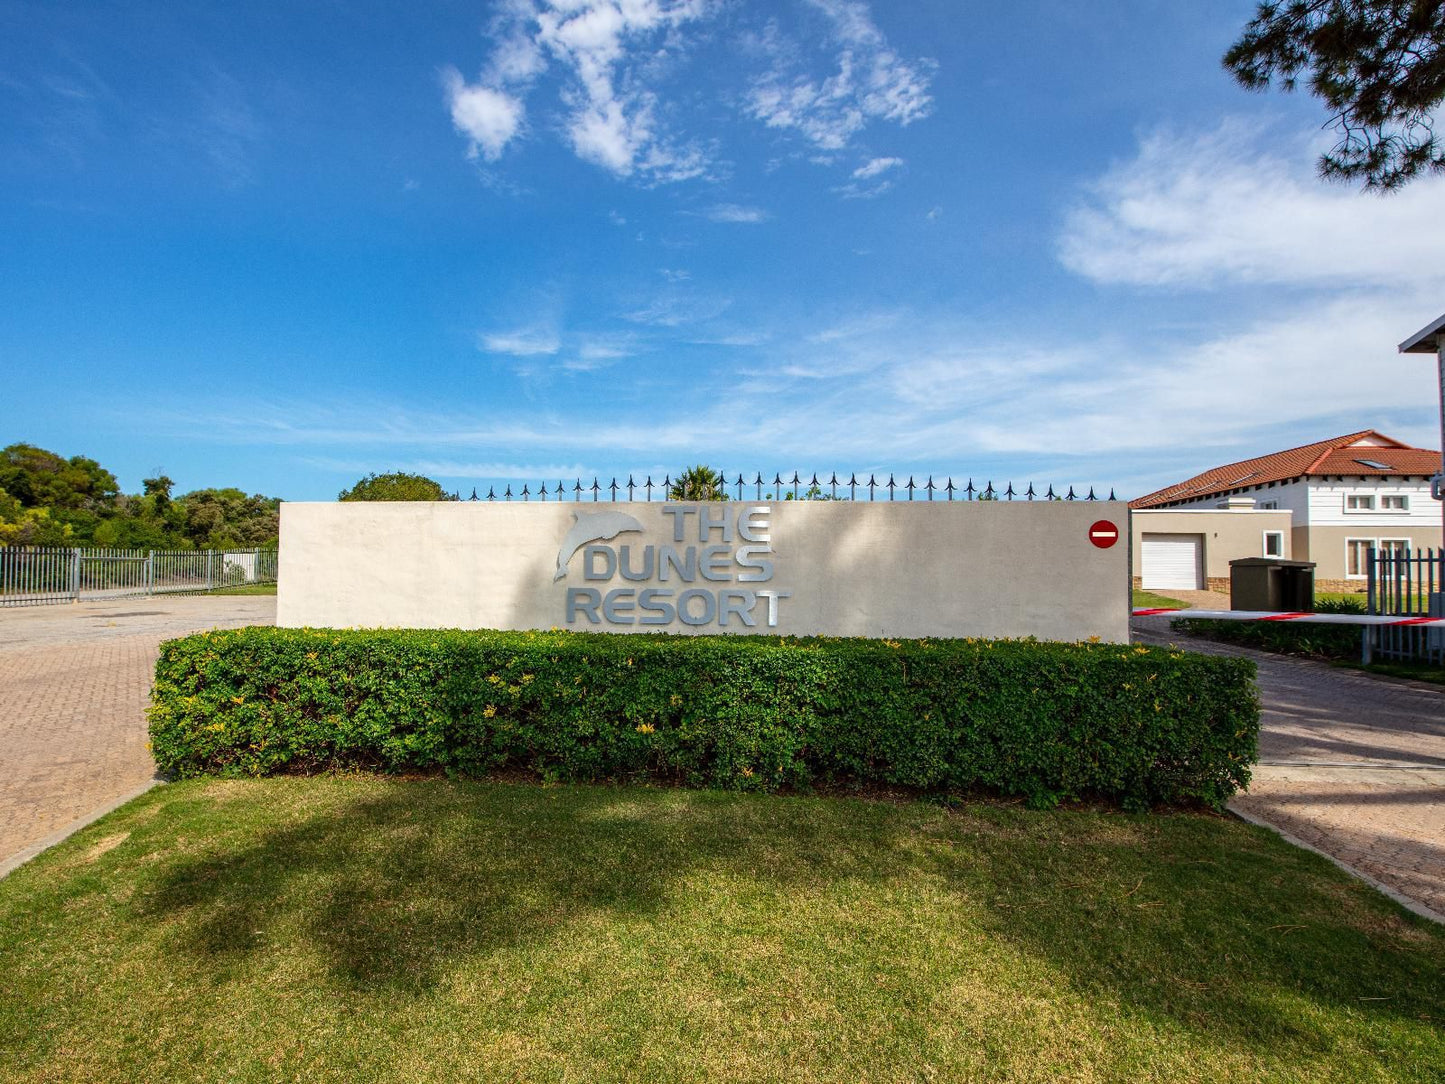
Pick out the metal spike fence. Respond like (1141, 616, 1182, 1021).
(463, 472, 1118, 504)
(0, 547, 278, 608)
(1366, 546, 1445, 665)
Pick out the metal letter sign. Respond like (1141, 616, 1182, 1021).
(557, 504, 789, 629)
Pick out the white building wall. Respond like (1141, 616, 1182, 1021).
(1153, 480, 1312, 523)
(1305, 479, 1435, 528)
(1151, 477, 1434, 529)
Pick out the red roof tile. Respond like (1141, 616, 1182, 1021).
(1131, 431, 1440, 508)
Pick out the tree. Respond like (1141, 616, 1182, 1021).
(1224, 2, 1445, 189)
(143, 475, 175, 514)
(338, 472, 457, 502)
(0, 443, 119, 510)
(668, 465, 728, 501)
(0, 486, 72, 546)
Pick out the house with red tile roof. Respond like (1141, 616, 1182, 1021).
(1129, 431, 1441, 592)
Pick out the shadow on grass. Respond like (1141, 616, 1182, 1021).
(133, 780, 1443, 1060)
(137, 782, 900, 993)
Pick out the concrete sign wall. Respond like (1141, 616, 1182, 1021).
(277, 500, 1130, 642)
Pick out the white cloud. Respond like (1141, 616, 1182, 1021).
(622, 291, 732, 326)
(478, 327, 560, 356)
(444, 1, 931, 182)
(446, 0, 714, 182)
(443, 68, 525, 161)
(808, 310, 900, 343)
(833, 178, 891, 199)
(746, 1, 933, 150)
(1060, 122, 1445, 289)
(702, 202, 768, 223)
(563, 335, 637, 369)
(689, 330, 770, 346)
(852, 155, 901, 179)
(150, 285, 1440, 498)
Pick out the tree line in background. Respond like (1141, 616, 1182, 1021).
(0, 443, 281, 550)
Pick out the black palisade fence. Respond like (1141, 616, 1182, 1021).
(464, 473, 1118, 503)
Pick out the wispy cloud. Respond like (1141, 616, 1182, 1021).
(807, 310, 901, 343)
(187, 65, 264, 186)
(442, 2, 933, 185)
(828, 155, 904, 198)
(701, 202, 768, 223)
(852, 155, 901, 179)
(745, 1, 934, 150)
(478, 327, 561, 356)
(622, 291, 732, 327)
(1059, 121, 1445, 289)
(689, 330, 770, 346)
(444, 0, 714, 182)
(562, 334, 638, 370)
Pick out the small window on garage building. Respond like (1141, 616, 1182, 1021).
(1263, 531, 1283, 557)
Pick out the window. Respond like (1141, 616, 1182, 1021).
(1347, 538, 1410, 577)
(1345, 494, 1375, 512)
(1263, 531, 1283, 557)
(1381, 495, 1409, 511)
(1257, 500, 1278, 510)
(1346, 539, 1373, 577)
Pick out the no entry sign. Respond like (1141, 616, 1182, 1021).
(1088, 520, 1119, 549)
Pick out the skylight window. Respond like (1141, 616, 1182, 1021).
(1355, 459, 1393, 470)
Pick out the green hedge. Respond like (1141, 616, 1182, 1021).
(148, 628, 1259, 810)
(1173, 597, 1366, 660)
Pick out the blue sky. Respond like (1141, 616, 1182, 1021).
(3, 0, 1444, 502)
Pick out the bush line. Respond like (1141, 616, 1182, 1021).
(147, 628, 1259, 810)
(1173, 596, 1366, 660)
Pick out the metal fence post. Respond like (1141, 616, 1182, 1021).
(146, 551, 154, 596)
(69, 548, 81, 603)
(206, 550, 214, 591)
(1363, 547, 1376, 665)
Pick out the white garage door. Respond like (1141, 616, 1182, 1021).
(1141, 534, 1203, 590)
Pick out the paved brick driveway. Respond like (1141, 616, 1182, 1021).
(1134, 617, 1445, 921)
(0, 596, 274, 873)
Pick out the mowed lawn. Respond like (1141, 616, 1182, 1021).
(1, 779, 1441, 1083)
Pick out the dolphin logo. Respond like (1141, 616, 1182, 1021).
(554, 510, 645, 581)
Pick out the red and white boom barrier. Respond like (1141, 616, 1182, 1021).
(1132, 608, 1445, 627)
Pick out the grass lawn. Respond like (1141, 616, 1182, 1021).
(1132, 588, 1189, 609)
(2, 780, 1441, 1082)
(204, 582, 277, 596)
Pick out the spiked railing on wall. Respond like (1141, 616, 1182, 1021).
(465, 475, 1119, 503)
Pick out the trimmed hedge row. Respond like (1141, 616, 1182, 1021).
(148, 628, 1259, 809)
(1173, 597, 1367, 660)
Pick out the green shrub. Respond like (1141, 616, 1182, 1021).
(1172, 597, 1365, 660)
(148, 629, 1259, 810)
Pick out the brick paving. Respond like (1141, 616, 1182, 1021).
(1134, 616, 1445, 921)
(0, 597, 274, 872)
